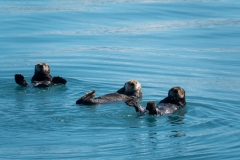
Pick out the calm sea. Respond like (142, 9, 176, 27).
(0, 0, 240, 159)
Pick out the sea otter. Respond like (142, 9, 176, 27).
(15, 62, 67, 87)
(76, 80, 142, 105)
(125, 86, 186, 116)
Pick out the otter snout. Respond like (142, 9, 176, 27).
(129, 82, 135, 87)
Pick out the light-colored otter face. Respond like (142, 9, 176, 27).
(35, 62, 50, 75)
(168, 86, 185, 99)
(124, 80, 142, 93)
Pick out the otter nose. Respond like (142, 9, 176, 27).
(130, 82, 134, 86)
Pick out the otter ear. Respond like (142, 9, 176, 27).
(117, 87, 125, 94)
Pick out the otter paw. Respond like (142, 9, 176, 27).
(52, 76, 67, 85)
(83, 90, 96, 99)
(76, 90, 96, 104)
(125, 99, 138, 107)
(15, 74, 28, 86)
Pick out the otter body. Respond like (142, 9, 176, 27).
(76, 91, 132, 105)
(76, 80, 142, 105)
(15, 62, 67, 87)
(125, 86, 186, 116)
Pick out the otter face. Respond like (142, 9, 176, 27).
(35, 62, 50, 75)
(168, 86, 185, 99)
(124, 80, 142, 93)
(146, 101, 157, 115)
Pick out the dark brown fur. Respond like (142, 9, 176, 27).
(76, 80, 142, 105)
(15, 62, 67, 87)
(125, 86, 186, 116)
(159, 86, 186, 107)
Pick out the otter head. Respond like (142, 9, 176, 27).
(124, 80, 142, 97)
(34, 62, 50, 75)
(168, 86, 185, 99)
(146, 101, 157, 115)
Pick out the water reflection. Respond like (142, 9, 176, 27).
(169, 130, 186, 138)
(146, 116, 157, 125)
(167, 107, 187, 125)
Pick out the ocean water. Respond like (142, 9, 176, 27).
(1, 0, 240, 159)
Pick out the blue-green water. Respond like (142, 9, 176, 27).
(1, 0, 240, 159)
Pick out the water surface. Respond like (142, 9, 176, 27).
(0, 0, 240, 159)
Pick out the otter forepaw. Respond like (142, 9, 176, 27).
(125, 99, 141, 112)
(52, 76, 67, 85)
(15, 74, 28, 86)
(76, 90, 96, 104)
(125, 99, 138, 107)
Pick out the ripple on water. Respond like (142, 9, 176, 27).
(1, 0, 240, 159)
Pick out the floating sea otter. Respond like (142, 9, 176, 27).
(15, 62, 67, 87)
(125, 86, 186, 116)
(76, 80, 142, 105)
